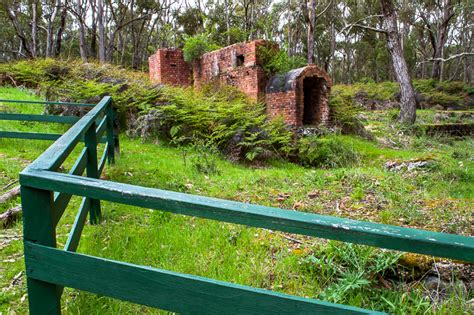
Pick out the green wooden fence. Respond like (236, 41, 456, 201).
(1, 96, 473, 314)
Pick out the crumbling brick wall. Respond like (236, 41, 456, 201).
(192, 40, 271, 101)
(148, 49, 191, 87)
(149, 42, 333, 127)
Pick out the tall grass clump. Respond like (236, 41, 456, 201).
(297, 135, 361, 168)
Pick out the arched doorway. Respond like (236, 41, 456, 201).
(265, 65, 332, 127)
(302, 76, 326, 125)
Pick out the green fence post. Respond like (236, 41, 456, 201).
(105, 102, 117, 164)
(112, 106, 120, 157)
(22, 186, 61, 314)
(85, 122, 101, 224)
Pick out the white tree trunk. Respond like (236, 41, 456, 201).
(381, 0, 416, 124)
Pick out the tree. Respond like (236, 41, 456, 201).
(305, 0, 315, 63)
(418, 0, 457, 81)
(0, 0, 470, 81)
(380, 0, 416, 123)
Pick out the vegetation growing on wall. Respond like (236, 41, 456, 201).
(182, 34, 221, 62)
(257, 45, 307, 76)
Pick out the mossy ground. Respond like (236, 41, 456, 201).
(1, 86, 473, 314)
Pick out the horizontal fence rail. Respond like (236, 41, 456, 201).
(0, 99, 95, 106)
(6, 95, 472, 314)
(0, 98, 101, 143)
(21, 169, 474, 262)
(0, 113, 80, 124)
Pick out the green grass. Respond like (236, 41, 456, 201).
(1, 87, 473, 314)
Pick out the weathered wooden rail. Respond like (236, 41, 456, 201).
(2, 97, 473, 314)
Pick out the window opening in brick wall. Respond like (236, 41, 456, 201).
(170, 63, 177, 67)
(236, 54, 245, 67)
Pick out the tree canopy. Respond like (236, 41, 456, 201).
(0, 0, 471, 84)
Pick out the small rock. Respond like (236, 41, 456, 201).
(356, 113, 368, 122)
(307, 191, 319, 199)
(407, 161, 428, 171)
(385, 160, 430, 172)
(431, 104, 445, 111)
(423, 275, 446, 290)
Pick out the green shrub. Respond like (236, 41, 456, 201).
(301, 241, 401, 303)
(413, 79, 437, 93)
(360, 81, 399, 101)
(182, 34, 220, 62)
(358, 77, 375, 84)
(181, 140, 221, 175)
(437, 81, 465, 94)
(425, 91, 462, 107)
(329, 93, 371, 138)
(297, 136, 361, 168)
(463, 85, 474, 96)
(0, 58, 157, 116)
(140, 85, 294, 162)
(258, 45, 306, 76)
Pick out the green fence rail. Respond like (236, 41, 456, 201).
(2, 96, 472, 314)
(0, 98, 113, 144)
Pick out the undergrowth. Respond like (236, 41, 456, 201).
(333, 79, 471, 109)
(1, 86, 473, 313)
(0, 58, 365, 164)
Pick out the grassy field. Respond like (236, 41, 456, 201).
(1, 86, 473, 314)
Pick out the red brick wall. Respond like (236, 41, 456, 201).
(193, 40, 271, 101)
(148, 43, 332, 128)
(265, 65, 332, 127)
(266, 91, 299, 125)
(148, 49, 191, 87)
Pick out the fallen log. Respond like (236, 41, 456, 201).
(0, 186, 20, 204)
(0, 205, 22, 228)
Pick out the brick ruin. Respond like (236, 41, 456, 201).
(148, 49, 191, 86)
(149, 40, 332, 127)
(265, 65, 331, 126)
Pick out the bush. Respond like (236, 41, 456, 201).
(425, 91, 462, 107)
(181, 140, 221, 175)
(437, 81, 465, 94)
(413, 79, 437, 93)
(297, 136, 361, 168)
(329, 92, 372, 139)
(182, 34, 220, 62)
(0, 59, 154, 115)
(258, 45, 306, 76)
(147, 86, 294, 162)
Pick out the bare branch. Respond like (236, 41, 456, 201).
(348, 24, 388, 34)
(316, 0, 333, 19)
(417, 52, 474, 64)
(0, 205, 22, 228)
(341, 15, 386, 34)
(0, 186, 20, 204)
